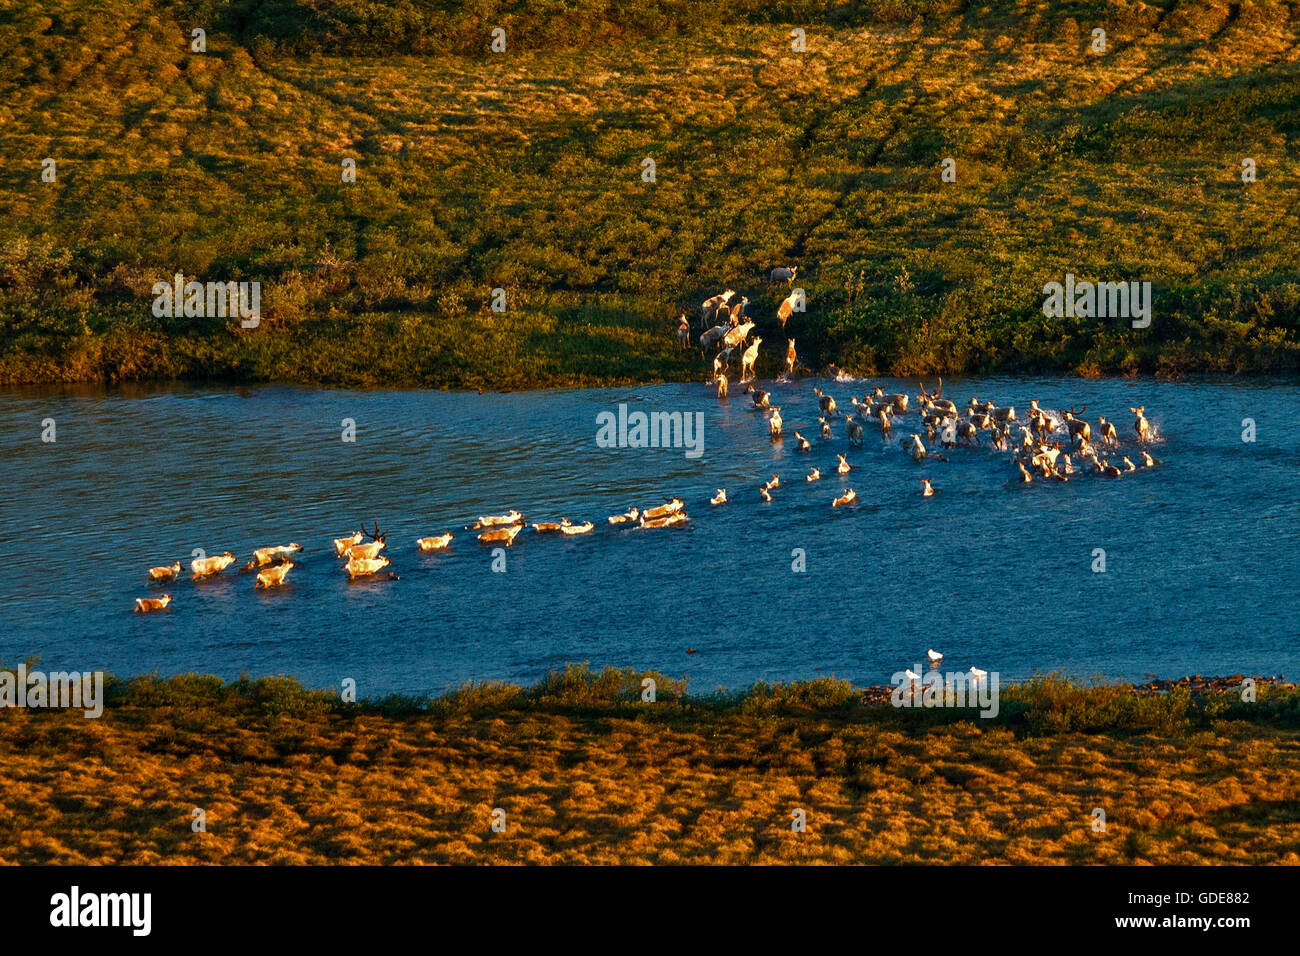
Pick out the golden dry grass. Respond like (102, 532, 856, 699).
(2, 676, 1297, 864)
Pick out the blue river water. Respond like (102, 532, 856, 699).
(1, 375, 1295, 696)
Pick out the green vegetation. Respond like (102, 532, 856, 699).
(8, 660, 1293, 733)
(3, 665, 1298, 863)
(2, 0, 1299, 388)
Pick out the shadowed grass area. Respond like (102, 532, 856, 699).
(1, 665, 1297, 864)
(1, 0, 1299, 387)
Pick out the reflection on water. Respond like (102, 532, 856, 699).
(1, 376, 1296, 695)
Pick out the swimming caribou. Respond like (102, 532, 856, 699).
(477, 525, 523, 546)
(148, 562, 181, 582)
(256, 562, 294, 589)
(346, 555, 392, 578)
(117, 372, 1169, 615)
(191, 552, 236, 580)
(248, 543, 302, 569)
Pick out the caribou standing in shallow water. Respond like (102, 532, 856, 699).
(1132, 406, 1151, 442)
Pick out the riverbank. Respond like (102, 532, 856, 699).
(1, 309, 1297, 391)
(4, 1, 1299, 389)
(3, 668, 1296, 864)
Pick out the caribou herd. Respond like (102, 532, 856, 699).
(131, 268, 1160, 613)
(680, 267, 1160, 498)
(681, 265, 807, 398)
(690, 373, 1161, 514)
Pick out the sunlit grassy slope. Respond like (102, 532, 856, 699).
(2, 0, 1299, 387)
(2, 668, 1298, 864)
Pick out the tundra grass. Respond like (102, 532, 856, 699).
(1, 1, 1299, 388)
(1, 666, 1297, 864)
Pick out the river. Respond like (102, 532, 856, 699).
(1, 375, 1295, 696)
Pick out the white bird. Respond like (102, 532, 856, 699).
(904, 668, 922, 684)
(927, 649, 943, 664)
(969, 666, 988, 682)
